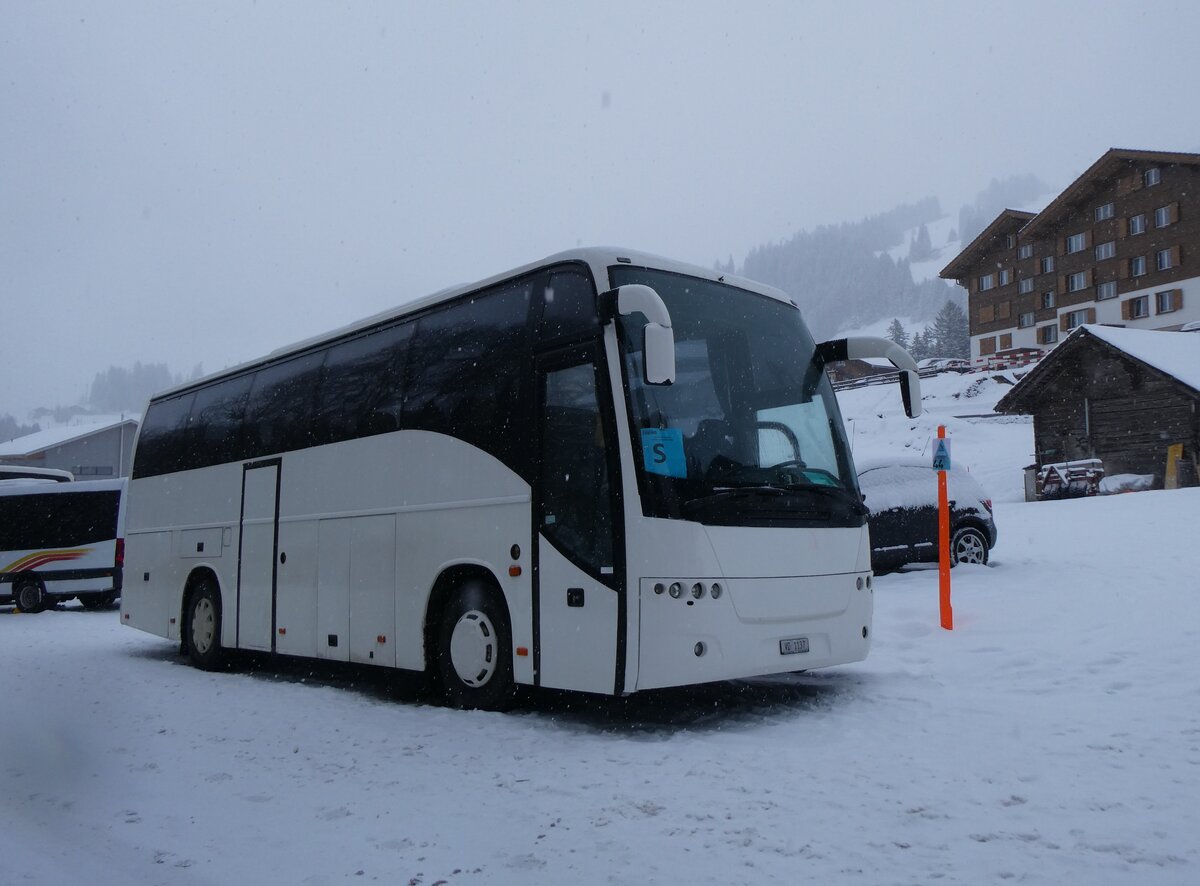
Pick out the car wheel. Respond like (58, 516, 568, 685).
(14, 579, 47, 613)
(185, 579, 226, 670)
(435, 580, 517, 711)
(951, 526, 989, 565)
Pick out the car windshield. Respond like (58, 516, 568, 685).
(611, 266, 862, 528)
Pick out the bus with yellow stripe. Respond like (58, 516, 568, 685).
(0, 478, 125, 612)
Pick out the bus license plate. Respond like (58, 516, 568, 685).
(779, 637, 809, 655)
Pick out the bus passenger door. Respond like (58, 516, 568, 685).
(237, 458, 280, 652)
(535, 350, 623, 695)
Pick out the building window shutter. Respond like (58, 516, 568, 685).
(968, 276, 978, 294)
(1120, 299, 1133, 320)
(1083, 229, 1093, 249)
(1169, 202, 1180, 225)
(1131, 172, 1144, 191)
(1059, 314, 1071, 332)
(1119, 260, 1129, 280)
(1117, 216, 1128, 238)
(1169, 245, 1181, 267)
(1085, 268, 1094, 288)
(1086, 308, 1096, 324)
(1057, 275, 1066, 294)
(1117, 175, 1133, 196)
(1057, 237, 1066, 256)
(1173, 289, 1184, 311)
(999, 333, 1012, 350)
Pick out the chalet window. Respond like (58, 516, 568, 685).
(978, 304, 996, 323)
(1041, 291, 1056, 309)
(978, 336, 997, 356)
(1019, 278, 1034, 294)
(979, 273, 996, 291)
(1041, 256, 1055, 273)
(1126, 296, 1149, 319)
(1156, 248, 1175, 271)
(1038, 325, 1058, 345)
(1129, 213, 1147, 235)
(1155, 206, 1171, 228)
(1095, 280, 1118, 301)
(1018, 243, 1034, 260)
(1067, 271, 1088, 292)
(1018, 311, 1035, 328)
(1130, 256, 1147, 277)
(1095, 202, 1114, 221)
(1066, 233, 1087, 254)
(1144, 167, 1161, 187)
(999, 268, 1012, 286)
(1155, 290, 1181, 314)
(1094, 241, 1116, 261)
(1065, 309, 1090, 330)
(1004, 234, 1016, 249)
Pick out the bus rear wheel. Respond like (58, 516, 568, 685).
(185, 579, 226, 670)
(14, 579, 47, 614)
(435, 580, 517, 711)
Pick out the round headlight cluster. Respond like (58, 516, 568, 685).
(654, 581, 724, 601)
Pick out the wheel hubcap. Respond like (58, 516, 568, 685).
(449, 610, 497, 688)
(192, 598, 215, 654)
(956, 534, 985, 563)
(17, 585, 39, 609)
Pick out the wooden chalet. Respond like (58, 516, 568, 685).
(995, 326, 1200, 487)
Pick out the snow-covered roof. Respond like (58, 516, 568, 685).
(1081, 325, 1200, 392)
(996, 325, 1200, 415)
(0, 417, 139, 458)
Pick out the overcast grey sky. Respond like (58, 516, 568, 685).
(2, 1, 1197, 418)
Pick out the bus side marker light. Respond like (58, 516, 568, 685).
(278, 628, 286, 636)
(377, 635, 387, 644)
(508, 565, 522, 577)
(516, 646, 529, 657)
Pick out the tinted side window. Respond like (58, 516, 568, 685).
(133, 392, 195, 478)
(188, 374, 254, 468)
(538, 268, 598, 343)
(404, 280, 533, 473)
(0, 490, 121, 550)
(317, 322, 413, 445)
(243, 351, 326, 458)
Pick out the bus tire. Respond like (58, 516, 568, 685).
(14, 579, 47, 614)
(184, 579, 226, 670)
(434, 580, 517, 711)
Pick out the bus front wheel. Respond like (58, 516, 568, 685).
(435, 580, 517, 711)
(14, 579, 47, 614)
(185, 579, 226, 671)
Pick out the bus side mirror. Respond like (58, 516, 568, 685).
(815, 335, 923, 418)
(610, 284, 676, 385)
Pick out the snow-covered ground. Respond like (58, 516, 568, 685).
(3, 372, 1197, 885)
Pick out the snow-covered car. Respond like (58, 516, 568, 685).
(918, 357, 971, 373)
(857, 458, 997, 571)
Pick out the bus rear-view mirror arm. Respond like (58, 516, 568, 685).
(815, 336, 923, 418)
(606, 284, 676, 385)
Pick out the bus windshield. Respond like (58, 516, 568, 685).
(612, 266, 862, 528)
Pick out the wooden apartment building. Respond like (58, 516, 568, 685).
(940, 148, 1200, 362)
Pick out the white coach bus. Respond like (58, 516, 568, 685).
(1, 478, 125, 612)
(122, 249, 919, 709)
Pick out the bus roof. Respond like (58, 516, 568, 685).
(0, 477, 126, 499)
(144, 247, 795, 405)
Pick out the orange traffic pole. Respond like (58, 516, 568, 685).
(937, 425, 953, 630)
